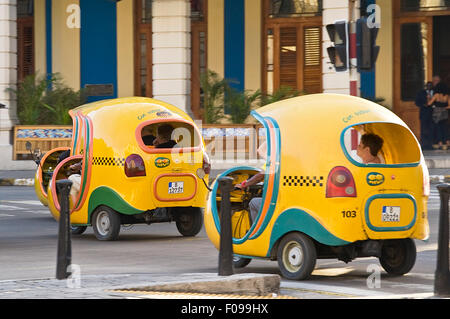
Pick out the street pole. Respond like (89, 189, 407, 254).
(218, 176, 234, 276)
(56, 179, 73, 280)
(349, 0, 359, 96)
(434, 183, 450, 296)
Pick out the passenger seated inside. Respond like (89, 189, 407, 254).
(357, 133, 384, 164)
(153, 124, 177, 148)
(141, 125, 156, 146)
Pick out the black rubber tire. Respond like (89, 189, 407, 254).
(233, 256, 252, 269)
(92, 206, 121, 241)
(175, 207, 203, 237)
(71, 226, 87, 235)
(277, 232, 317, 280)
(379, 238, 416, 276)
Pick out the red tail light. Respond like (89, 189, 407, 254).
(326, 166, 357, 198)
(203, 152, 211, 175)
(124, 154, 146, 177)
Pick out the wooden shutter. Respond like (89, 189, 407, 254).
(17, 17, 34, 82)
(303, 26, 321, 93)
(279, 27, 297, 89)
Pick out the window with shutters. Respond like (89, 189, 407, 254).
(191, 0, 208, 119)
(263, 0, 322, 95)
(17, 0, 34, 82)
(134, 0, 152, 97)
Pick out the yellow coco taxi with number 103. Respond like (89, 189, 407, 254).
(204, 94, 430, 280)
(33, 97, 211, 241)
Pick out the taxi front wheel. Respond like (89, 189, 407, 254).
(92, 206, 121, 241)
(379, 239, 416, 276)
(277, 232, 317, 280)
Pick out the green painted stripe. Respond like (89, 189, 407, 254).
(88, 186, 144, 223)
(268, 208, 350, 254)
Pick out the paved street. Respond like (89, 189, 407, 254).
(0, 184, 445, 299)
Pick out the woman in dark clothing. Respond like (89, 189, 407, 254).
(428, 83, 450, 150)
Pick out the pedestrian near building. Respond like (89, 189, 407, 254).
(428, 82, 449, 150)
(415, 82, 435, 150)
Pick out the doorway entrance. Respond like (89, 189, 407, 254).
(433, 15, 450, 88)
(393, 1, 450, 139)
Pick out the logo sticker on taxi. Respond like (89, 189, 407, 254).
(366, 172, 384, 186)
(155, 157, 170, 168)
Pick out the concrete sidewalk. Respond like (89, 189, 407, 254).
(0, 273, 282, 299)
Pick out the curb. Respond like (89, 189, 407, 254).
(0, 273, 281, 299)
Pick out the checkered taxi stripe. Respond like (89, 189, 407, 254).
(92, 156, 125, 167)
(283, 176, 324, 187)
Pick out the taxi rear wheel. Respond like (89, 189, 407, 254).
(379, 239, 416, 276)
(277, 232, 317, 280)
(92, 206, 121, 241)
(175, 207, 203, 237)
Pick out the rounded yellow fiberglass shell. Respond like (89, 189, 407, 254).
(205, 94, 429, 258)
(47, 97, 209, 225)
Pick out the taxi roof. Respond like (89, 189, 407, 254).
(69, 97, 192, 123)
(253, 93, 407, 131)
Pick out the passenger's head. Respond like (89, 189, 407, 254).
(432, 75, 441, 87)
(357, 133, 384, 160)
(153, 124, 174, 146)
(426, 81, 433, 90)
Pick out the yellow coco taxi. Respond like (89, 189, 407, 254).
(204, 93, 430, 280)
(35, 97, 210, 240)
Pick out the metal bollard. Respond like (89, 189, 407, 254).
(218, 176, 234, 276)
(56, 179, 73, 280)
(434, 183, 450, 296)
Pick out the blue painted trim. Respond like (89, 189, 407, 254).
(80, 0, 118, 102)
(210, 166, 261, 241)
(45, 0, 52, 79)
(340, 121, 420, 168)
(224, 0, 245, 92)
(268, 208, 351, 251)
(210, 112, 281, 245)
(250, 114, 281, 240)
(364, 193, 417, 232)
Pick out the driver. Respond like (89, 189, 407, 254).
(235, 142, 267, 224)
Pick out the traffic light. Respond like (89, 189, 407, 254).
(326, 21, 349, 72)
(356, 17, 380, 71)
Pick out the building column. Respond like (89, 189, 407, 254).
(0, 0, 18, 151)
(322, 0, 360, 95)
(152, 0, 191, 115)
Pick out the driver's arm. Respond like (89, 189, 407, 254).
(236, 171, 265, 189)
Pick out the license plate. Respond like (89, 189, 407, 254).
(168, 181, 184, 194)
(382, 206, 400, 222)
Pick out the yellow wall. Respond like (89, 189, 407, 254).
(207, 0, 224, 78)
(245, 0, 262, 92)
(52, 0, 80, 90)
(375, 0, 393, 109)
(34, 0, 47, 77)
(117, 0, 135, 97)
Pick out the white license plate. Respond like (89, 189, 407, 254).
(382, 206, 400, 222)
(168, 181, 184, 194)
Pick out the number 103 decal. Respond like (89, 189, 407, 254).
(342, 210, 357, 218)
